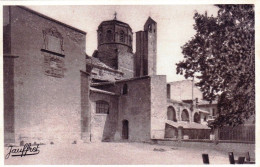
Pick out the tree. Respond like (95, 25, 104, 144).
(176, 5, 255, 127)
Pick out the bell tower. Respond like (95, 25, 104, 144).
(95, 13, 134, 78)
(135, 17, 157, 77)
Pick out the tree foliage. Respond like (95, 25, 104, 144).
(176, 5, 255, 127)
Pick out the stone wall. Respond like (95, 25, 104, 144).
(5, 6, 86, 144)
(117, 47, 134, 79)
(4, 57, 15, 143)
(150, 75, 167, 139)
(80, 71, 91, 142)
(116, 77, 151, 141)
(96, 45, 118, 69)
(3, 7, 13, 144)
(89, 92, 119, 142)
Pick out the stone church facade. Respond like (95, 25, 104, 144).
(4, 6, 214, 145)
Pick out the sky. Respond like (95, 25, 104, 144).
(27, 5, 219, 82)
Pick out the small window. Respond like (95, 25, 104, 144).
(106, 30, 113, 41)
(120, 31, 125, 42)
(148, 24, 152, 32)
(96, 100, 109, 114)
(122, 84, 128, 95)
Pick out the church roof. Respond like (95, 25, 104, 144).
(98, 19, 132, 30)
(86, 53, 123, 74)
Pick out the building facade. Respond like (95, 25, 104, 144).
(4, 6, 215, 145)
(4, 6, 87, 144)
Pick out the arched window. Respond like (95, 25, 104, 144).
(167, 106, 177, 122)
(120, 31, 125, 42)
(96, 100, 109, 114)
(122, 84, 128, 95)
(193, 112, 200, 123)
(181, 109, 189, 122)
(106, 30, 112, 41)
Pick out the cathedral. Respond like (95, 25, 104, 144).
(4, 6, 215, 144)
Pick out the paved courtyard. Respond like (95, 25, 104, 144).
(4, 142, 231, 165)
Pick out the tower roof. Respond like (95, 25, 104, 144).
(98, 19, 132, 30)
(147, 16, 156, 24)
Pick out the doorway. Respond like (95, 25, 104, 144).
(122, 120, 129, 139)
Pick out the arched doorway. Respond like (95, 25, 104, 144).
(181, 109, 190, 122)
(167, 106, 177, 122)
(122, 120, 129, 139)
(194, 112, 200, 123)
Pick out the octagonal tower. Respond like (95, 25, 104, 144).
(96, 15, 134, 78)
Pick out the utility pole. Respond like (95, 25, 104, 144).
(191, 76, 194, 123)
(192, 76, 194, 105)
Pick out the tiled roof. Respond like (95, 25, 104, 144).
(167, 99, 191, 107)
(91, 75, 150, 87)
(198, 109, 210, 114)
(198, 100, 218, 105)
(86, 53, 123, 74)
(90, 87, 118, 96)
(86, 54, 112, 69)
(99, 19, 132, 30)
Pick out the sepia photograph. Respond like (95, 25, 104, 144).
(2, 2, 256, 165)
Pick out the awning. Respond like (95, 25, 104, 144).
(198, 109, 210, 114)
(166, 120, 210, 129)
(90, 87, 118, 96)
